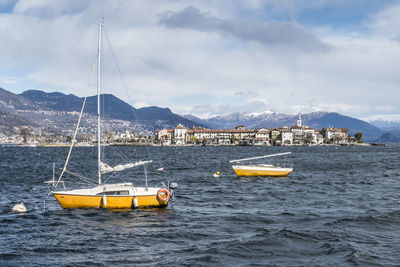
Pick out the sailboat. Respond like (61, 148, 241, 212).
(230, 152, 293, 177)
(46, 21, 176, 209)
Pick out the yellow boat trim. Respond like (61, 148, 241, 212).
(233, 168, 292, 177)
(53, 194, 167, 209)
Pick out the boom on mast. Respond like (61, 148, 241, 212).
(229, 152, 292, 163)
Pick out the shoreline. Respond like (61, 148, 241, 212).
(0, 142, 387, 147)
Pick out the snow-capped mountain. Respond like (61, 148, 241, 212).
(368, 119, 400, 131)
(183, 111, 384, 141)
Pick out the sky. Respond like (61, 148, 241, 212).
(0, 0, 400, 121)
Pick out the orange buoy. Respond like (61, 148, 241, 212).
(157, 188, 170, 203)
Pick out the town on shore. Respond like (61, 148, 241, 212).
(1, 114, 369, 147)
(156, 114, 363, 146)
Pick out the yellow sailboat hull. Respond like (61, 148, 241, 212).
(233, 165, 293, 177)
(53, 194, 166, 209)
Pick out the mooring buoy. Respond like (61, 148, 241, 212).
(213, 171, 221, 178)
(12, 202, 27, 213)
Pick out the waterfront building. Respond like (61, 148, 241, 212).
(290, 125, 303, 144)
(321, 127, 348, 143)
(186, 127, 253, 145)
(157, 129, 174, 145)
(174, 124, 187, 145)
(315, 133, 324, 145)
(120, 130, 134, 140)
(269, 128, 281, 145)
(281, 129, 294, 145)
(230, 126, 255, 145)
(255, 128, 269, 139)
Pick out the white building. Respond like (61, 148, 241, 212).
(174, 124, 187, 145)
(322, 127, 348, 142)
(255, 128, 270, 141)
(315, 133, 324, 144)
(120, 130, 134, 140)
(281, 130, 293, 145)
(157, 129, 174, 145)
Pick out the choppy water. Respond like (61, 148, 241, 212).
(1, 145, 400, 266)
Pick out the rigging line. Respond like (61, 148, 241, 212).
(55, 57, 98, 189)
(72, 181, 98, 187)
(101, 142, 129, 169)
(65, 170, 97, 185)
(103, 28, 153, 162)
(102, 171, 116, 184)
(59, 180, 96, 187)
(110, 145, 129, 162)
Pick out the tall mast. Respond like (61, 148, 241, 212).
(97, 20, 103, 185)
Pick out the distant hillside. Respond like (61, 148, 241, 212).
(20, 90, 83, 112)
(0, 88, 38, 111)
(20, 90, 203, 128)
(303, 112, 384, 140)
(183, 111, 384, 141)
(0, 110, 36, 135)
(388, 129, 400, 138)
(369, 119, 400, 130)
(374, 133, 400, 143)
(0, 88, 205, 135)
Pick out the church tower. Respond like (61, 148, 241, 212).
(297, 113, 302, 127)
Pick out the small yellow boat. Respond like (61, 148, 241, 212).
(230, 152, 293, 177)
(53, 183, 171, 209)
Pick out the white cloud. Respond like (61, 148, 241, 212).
(362, 113, 400, 122)
(13, 0, 90, 17)
(158, 6, 328, 52)
(0, 0, 399, 122)
(0, 76, 24, 84)
(368, 3, 400, 39)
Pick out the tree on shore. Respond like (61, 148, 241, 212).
(20, 127, 30, 143)
(331, 135, 342, 144)
(354, 132, 363, 143)
(304, 133, 314, 144)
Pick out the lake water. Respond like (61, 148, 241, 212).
(1, 145, 400, 266)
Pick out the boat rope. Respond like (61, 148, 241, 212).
(103, 28, 154, 163)
(102, 170, 116, 184)
(35, 192, 52, 212)
(55, 58, 97, 189)
(65, 170, 97, 185)
(106, 141, 131, 165)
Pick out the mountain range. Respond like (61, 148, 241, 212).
(0, 87, 205, 135)
(368, 119, 400, 130)
(0, 87, 398, 142)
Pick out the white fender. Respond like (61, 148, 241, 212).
(102, 195, 107, 207)
(133, 196, 139, 208)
